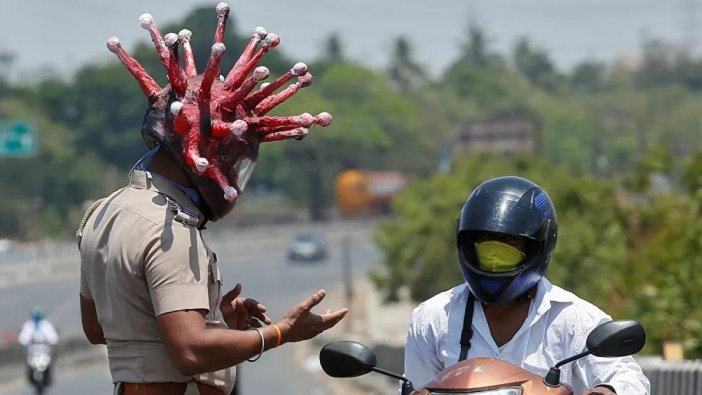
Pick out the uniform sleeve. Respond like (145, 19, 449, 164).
(404, 303, 445, 389)
(570, 311, 651, 394)
(143, 221, 211, 316)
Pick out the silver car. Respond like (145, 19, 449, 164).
(287, 233, 327, 262)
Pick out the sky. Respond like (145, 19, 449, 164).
(0, 0, 697, 82)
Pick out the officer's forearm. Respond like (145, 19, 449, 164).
(158, 310, 281, 376)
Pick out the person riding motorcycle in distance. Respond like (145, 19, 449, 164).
(18, 307, 59, 385)
(77, 3, 345, 395)
(403, 176, 651, 394)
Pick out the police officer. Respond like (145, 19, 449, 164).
(78, 4, 344, 395)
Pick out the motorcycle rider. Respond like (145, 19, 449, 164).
(404, 176, 650, 394)
(18, 306, 59, 386)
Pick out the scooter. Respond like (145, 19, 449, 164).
(25, 342, 53, 394)
(320, 319, 646, 395)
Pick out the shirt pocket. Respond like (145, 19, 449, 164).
(206, 251, 222, 322)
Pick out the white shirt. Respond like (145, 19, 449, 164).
(404, 278, 650, 394)
(18, 320, 59, 346)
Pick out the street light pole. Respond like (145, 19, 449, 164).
(341, 232, 354, 332)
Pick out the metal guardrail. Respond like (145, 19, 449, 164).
(0, 219, 378, 268)
(637, 356, 702, 395)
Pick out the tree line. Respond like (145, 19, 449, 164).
(2, 6, 702, 357)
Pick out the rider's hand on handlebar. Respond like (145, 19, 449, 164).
(276, 289, 348, 344)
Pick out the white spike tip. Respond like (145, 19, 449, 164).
(231, 120, 248, 135)
(216, 2, 230, 15)
(223, 186, 239, 201)
(138, 13, 154, 29)
(292, 62, 308, 76)
(212, 42, 226, 55)
(254, 26, 267, 39)
(106, 37, 121, 52)
(164, 33, 179, 47)
(178, 29, 192, 41)
(264, 33, 280, 47)
(195, 158, 209, 173)
(169, 101, 183, 115)
(253, 66, 270, 81)
(315, 112, 333, 126)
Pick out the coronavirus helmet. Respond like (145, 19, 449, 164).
(107, 2, 332, 220)
(457, 176, 558, 304)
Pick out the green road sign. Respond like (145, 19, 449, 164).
(0, 120, 38, 157)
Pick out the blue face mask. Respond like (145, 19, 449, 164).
(132, 144, 161, 172)
(131, 145, 204, 211)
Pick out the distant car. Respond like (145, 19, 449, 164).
(287, 233, 327, 262)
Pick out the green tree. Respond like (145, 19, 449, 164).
(372, 154, 625, 305)
(512, 37, 559, 91)
(569, 60, 608, 93)
(0, 99, 113, 239)
(387, 36, 426, 94)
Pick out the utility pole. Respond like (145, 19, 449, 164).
(0, 49, 14, 106)
(682, 0, 699, 53)
(341, 233, 354, 333)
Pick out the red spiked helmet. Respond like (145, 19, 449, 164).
(107, 2, 332, 220)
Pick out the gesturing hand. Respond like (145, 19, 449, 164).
(277, 289, 348, 343)
(219, 283, 272, 330)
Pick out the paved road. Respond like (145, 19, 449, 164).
(0, 223, 380, 395)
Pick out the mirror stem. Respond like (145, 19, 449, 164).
(370, 366, 414, 394)
(554, 349, 592, 368)
(544, 349, 594, 387)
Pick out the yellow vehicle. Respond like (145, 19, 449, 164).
(335, 170, 407, 217)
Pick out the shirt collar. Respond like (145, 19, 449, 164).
(128, 170, 205, 225)
(532, 277, 577, 321)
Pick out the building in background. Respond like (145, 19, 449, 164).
(453, 117, 542, 157)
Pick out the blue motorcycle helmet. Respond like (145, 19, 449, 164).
(31, 306, 44, 324)
(457, 176, 558, 304)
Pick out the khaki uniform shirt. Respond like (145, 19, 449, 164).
(79, 170, 235, 394)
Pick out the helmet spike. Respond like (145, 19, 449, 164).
(245, 113, 315, 131)
(178, 29, 197, 77)
(262, 127, 309, 142)
(204, 166, 239, 201)
(213, 3, 230, 44)
(138, 13, 170, 70)
(223, 27, 268, 91)
(183, 121, 207, 174)
(218, 66, 269, 112)
(211, 119, 248, 138)
(223, 32, 279, 91)
(199, 42, 227, 101)
(244, 62, 307, 107)
(254, 72, 313, 115)
(106, 37, 161, 101)
(164, 33, 188, 98)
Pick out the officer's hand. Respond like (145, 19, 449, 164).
(220, 283, 272, 330)
(581, 387, 616, 395)
(276, 289, 348, 343)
